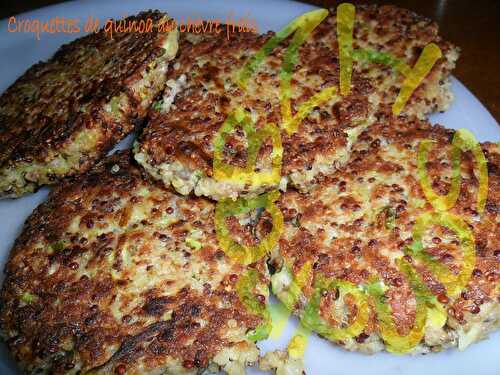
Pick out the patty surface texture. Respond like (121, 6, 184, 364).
(0, 11, 178, 198)
(134, 5, 459, 201)
(0, 152, 270, 374)
(272, 117, 499, 354)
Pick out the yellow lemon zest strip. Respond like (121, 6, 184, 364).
(301, 276, 370, 341)
(337, 3, 356, 96)
(392, 43, 442, 115)
(213, 107, 283, 186)
(406, 211, 475, 298)
(215, 191, 284, 265)
(288, 323, 312, 359)
(417, 129, 488, 213)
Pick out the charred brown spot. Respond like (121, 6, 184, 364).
(144, 296, 176, 316)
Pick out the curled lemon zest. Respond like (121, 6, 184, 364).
(452, 129, 489, 214)
(301, 276, 370, 341)
(215, 190, 283, 265)
(417, 139, 461, 211)
(236, 268, 271, 341)
(367, 258, 428, 354)
(406, 211, 475, 298)
(213, 107, 283, 187)
(417, 129, 488, 213)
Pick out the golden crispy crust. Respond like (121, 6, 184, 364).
(0, 152, 268, 374)
(274, 117, 499, 352)
(135, 5, 458, 200)
(0, 11, 177, 198)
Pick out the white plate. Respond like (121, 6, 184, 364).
(0, 1, 499, 374)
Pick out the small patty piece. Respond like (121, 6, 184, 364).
(0, 152, 271, 374)
(272, 117, 499, 354)
(0, 11, 179, 199)
(134, 5, 459, 201)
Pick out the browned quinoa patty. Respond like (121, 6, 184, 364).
(0, 11, 178, 199)
(134, 5, 459, 201)
(0, 151, 270, 374)
(272, 117, 499, 354)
